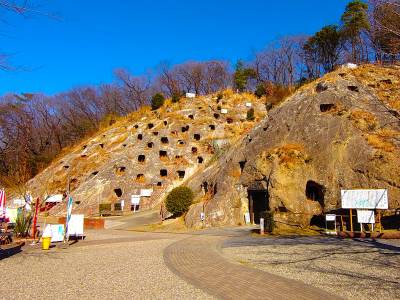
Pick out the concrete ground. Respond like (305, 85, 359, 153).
(222, 235, 400, 300)
(1, 215, 399, 300)
(0, 230, 213, 299)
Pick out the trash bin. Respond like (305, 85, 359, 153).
(42, 236, 51, 250)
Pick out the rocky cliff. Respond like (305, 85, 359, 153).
(27, 91, 266, 216)
(185, 65, 400, 229)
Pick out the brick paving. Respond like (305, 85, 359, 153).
(164, 231, 341, 300)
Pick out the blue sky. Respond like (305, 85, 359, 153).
(0, 0, 350, 95)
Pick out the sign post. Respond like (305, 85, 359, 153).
(260, 218, 265, 235)
(31, 197, 40, 240)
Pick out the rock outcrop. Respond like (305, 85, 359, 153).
(26, 91, 266, 216)
(185, 65, 400, 229)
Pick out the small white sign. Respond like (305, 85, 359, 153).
(186, 92, 196, 98)
(357, 210, 375, 224)
(221, 108, 228, 114)
(244, 212, 250, 224)
(140, 189, 153, 197)
(68, 214, 84, 237)
(131, 195, 141, 205)
(325, 214, 336, 221)
(44, 224, 65, 242)
(245, 102, 252, 108)
(46, 194, 63, 203)
(200, 212, 205, 221)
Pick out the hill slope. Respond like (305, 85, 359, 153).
(27, 91, 267, 216)
(184, 64, 400, 229)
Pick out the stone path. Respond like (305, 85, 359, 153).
(164, 228, 340, 300)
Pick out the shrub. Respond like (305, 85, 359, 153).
(165, 186, 194, 217)
(255, 83, 266, 98)
(14, 211, 32, 237)
(151, 93, 165, 110)
(217, 93, 223, 101)
(260, 210, 275, 233)
(246, 108, 255, 121)
(114, 203, 122, 211)
(99, 203, 112, 214)
(171, 93, 180, 103)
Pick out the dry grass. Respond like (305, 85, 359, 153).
(366, 134, 396, 152)
(266, 143, 308, 168)
(228, 167, 242, 178)
(350, 110, 378, 131)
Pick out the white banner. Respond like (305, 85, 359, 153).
(325, 214, 336, 221)
(140, 189, 153, 197)
(357, 210, 375, 224)
(49, 224, 65, 242)
(341, 189, 388, 209)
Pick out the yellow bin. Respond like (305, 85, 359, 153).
(42, 237, 51, 250)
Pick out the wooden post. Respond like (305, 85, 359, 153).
(340, 215, 345, 231)
(378, 211, 382, 232)
(350, 209, 354, 232)
(249, 193, 254, 224)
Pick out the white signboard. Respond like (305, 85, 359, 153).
(131, 195, 141, 205)
(341, 189, 388, 209)
(67, 214, 84, 237)
(245, 102, 252, 108)
(186, 92, 196, 98)
(221, 108, 228, 114)
(140, 189, 153, 197)
(200, 212, 205, 221)
(357, 210, 375, 224)
(46, 224, 65, 242)
(325, 214, 336, 221)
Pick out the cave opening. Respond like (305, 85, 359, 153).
(160, 169, 168, 177)
(248, 188, 269, 224)
(194, 134, 201, 141)
(147, 142, 154, 148)
(197, 156, 204, 164)
(148, 123, 154, 129)
(191, 147, 198, 154)
(320, 104, 336, 112)
(138, 134, 143, 140)
(177, 170, 185, 179)
(159, 150, 168, 159)
(161, 137, 169, 144)
(114, 188, 123, 197)
(138, 155, 146, 163)
(209, 124, 215, 130)
(305, 180, 325, 207)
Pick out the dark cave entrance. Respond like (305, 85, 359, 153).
(248, 189, 269, 224)
(305, 180, 325, 207)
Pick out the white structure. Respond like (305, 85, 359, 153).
(341, 189, 388, 209)
(221, 108, 228, 114)
(45, 194, 63, 203)
(131, 195, 141, 205)
(343, 63, 358, 69)
(67, 214, 84, 238)
(186, 92, 196, 98)
(140, 189, 153, 197)
(245, 102, 252, 108)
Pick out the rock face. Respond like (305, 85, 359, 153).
(27, 91, 266, 216)
(185, 65, 400, 229)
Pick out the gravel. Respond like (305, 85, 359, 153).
(223, 236, 400, 300)
(0, 232, 213, 299)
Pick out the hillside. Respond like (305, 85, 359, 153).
(184, 64, 400, 229)
(27, 91, 267, 216)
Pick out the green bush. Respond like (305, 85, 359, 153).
(260, 210, 275, 233)
(246, 108, 255, 121)
(99, 203, 112, 214)
(255, 83, 266, 98)
(171, 93, 180, 103)
(165, 186, 194, 217)
(14, 211, 32, 238)
(114, 203, 122, 211)
(151, 93, 165, 110)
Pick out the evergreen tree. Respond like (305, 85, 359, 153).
(233, 60, 256, 92)
(341, 0, 370, 62)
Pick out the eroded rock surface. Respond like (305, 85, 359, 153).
(185, 65, 400, 229)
